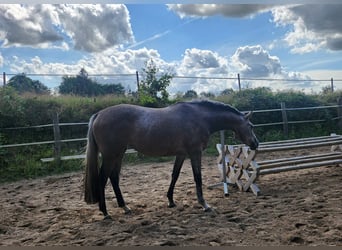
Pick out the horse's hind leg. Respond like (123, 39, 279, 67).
(98, 164, 110, 219)
(167, 155, 186, 208)
(109, 157, 131, 215)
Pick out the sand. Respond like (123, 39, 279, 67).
(0, 149, 341, 246)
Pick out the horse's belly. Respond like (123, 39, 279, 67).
(131, 141, 186, 157)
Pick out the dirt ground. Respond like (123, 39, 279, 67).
(0, 148, 341, 246)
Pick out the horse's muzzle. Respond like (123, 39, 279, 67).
(249, 139, 259, 150)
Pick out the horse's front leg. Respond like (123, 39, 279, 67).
(190, 151, 211, 212)
(167, 155, 186, 208)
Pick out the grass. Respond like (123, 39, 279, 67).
(0, 143, 83, 183)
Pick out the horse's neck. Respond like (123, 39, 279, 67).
(205, 111, 240, 133)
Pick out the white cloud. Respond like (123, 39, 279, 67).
(272, 4, 342, 53)
(10, 55, 82, 78)
(168, 4, 342, 54)
(56, 4, 133, 52)
(0, 5, 63, 48)
(230, 45, 317, 91)
(168, 45, 318, 94)
(9, 45, 320, 93)
(9, 47, 171, 91)
(179, 48, 226, 70)
(169, 48, 231, 94)
(168, 4, 273, 18)
(231, 45, 282, 77)
(301, 70, 342, 91)
(10, 47, 168, 75)
(0, 4, 133, 53)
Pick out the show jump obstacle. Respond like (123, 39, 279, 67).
(209, 132, 342, 196)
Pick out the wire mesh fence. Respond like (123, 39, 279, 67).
(2, 72, 342, 95)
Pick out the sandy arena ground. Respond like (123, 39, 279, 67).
(0, 149, 341, 246)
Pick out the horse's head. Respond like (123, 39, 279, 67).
(233, 111, 259, 150)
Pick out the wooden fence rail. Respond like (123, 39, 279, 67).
(0, 103, 341, 164)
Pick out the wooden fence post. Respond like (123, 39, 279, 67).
(52, 113, 61, 166)
(338, 97, 342, 129)
(136, 71, 140, 90)
(281, 102, 289, 138)
(3, 72, 6, 86)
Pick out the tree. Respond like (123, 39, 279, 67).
(101, 83, 125, 96)
(59, 68, 125, 96)
(220, 88, 234, 96)
(138, 59, 173, 106)
(200, 92, 215, 98)
(183, 90, 198, 99)
(59, 68, 101, 96)
(321, 85, 333, 94)
(7, 73, 49, 95)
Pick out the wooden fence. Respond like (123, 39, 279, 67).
(1, 103, 342, 164)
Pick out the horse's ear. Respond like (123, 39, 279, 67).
(244, 111, 253, 119)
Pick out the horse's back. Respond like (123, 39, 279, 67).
(91, 103, 207, 156)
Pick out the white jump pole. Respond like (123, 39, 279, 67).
(220, 130, 229, 196)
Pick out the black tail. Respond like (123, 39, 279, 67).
(84, 113, 100, 204)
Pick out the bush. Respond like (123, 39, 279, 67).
(0, 86, 25, 127)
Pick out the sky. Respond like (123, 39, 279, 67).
(1, 3, 342, 94)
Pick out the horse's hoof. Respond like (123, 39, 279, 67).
(168, 202, 176, 208)
(204, 207, 218, 215)
(124, 209, 132, 215)
(123, 206, 132, 215)
(204, 206, 212, 212)
(103, 215, 112, 220)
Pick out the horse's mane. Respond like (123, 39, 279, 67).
(182, 99, 242, 115)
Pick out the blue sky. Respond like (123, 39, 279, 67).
(0, 4, 342, 94)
